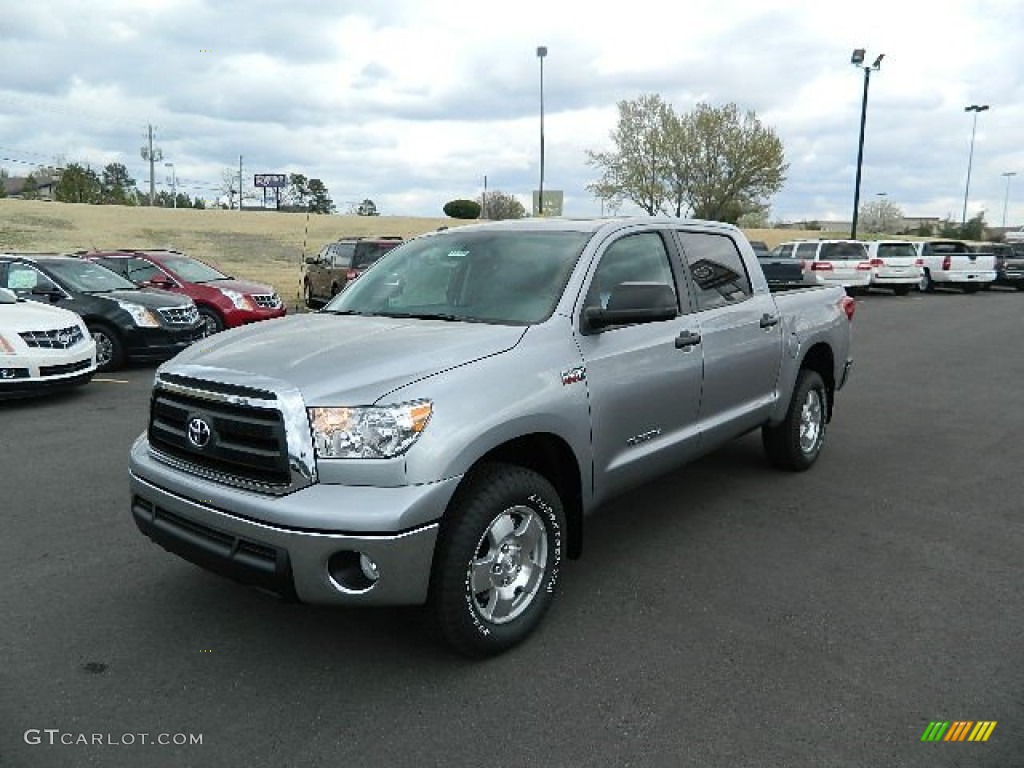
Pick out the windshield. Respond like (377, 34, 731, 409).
(159, 255, 229, 283)
(820, 242, 867, 260)
(877, 243, 917, 259)
(324, 230, 592, 325)
(41, 260, 139, 292)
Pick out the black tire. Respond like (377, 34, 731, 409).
(893, 285, 912, 296)
(919, 270, 934, 293)
(198, 306, 224, 336)
(1016, 284, 1024, 291)
(430, 463, 565, 658)
(762, 369, 828, 472)
(89, 323, 125, 372)
(304, 280, 317, 308)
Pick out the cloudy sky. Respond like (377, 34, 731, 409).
(2, 0, 1023, 226)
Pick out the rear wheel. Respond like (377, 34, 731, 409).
(430, 463, 565, 657)
(763, 369, 828, 472)
(89, 324, 125, 372)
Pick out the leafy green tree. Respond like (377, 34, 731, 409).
(174, 192, 192, 209)
(859, 198, 904, 234)
(478, 190, 525, 220)
(287, 173, 310, 208)
(960, 212, 986, 241)
(307, 178, 335, 214)
(55, 163, 101, 203)
(914, 222, 934, 237)
(586, 93, 672, 215)
(101, 162, 135, 204)
(0, 167, 7, 198)
(443, 199, 481, 219)
(21, 173, 41, 200)
(667, 103, 787, 222)
(193, 197, 206, 210)
(939, 216, 960, 238)
(356, 199, 379, 216)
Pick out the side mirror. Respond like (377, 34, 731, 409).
(305, 257, 319, 265)
(583, 282, 677, 331)
(31, 282, 62, 302)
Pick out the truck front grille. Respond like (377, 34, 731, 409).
(149, 385, 292, 489)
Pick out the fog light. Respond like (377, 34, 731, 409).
(359, 553, 380, 582)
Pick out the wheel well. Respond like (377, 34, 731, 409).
(800, 343, 835, 420)
(464, 434, 584, 559)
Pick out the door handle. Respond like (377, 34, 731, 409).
(675, 330, 702, 349)
(759, 313, 780, 329)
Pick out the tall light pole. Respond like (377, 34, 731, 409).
(536, 45, 547, 217)
(961, 104, 989, 226)
(164, 162, 177, 208)
(849, 48, 883, 240)
(1000, 171, 1016, 228)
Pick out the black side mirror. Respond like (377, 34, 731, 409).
(31, 283, 62, 302)
(583, 282, 677, 332)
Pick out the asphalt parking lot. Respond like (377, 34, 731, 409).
(2, 289, 1022, 768)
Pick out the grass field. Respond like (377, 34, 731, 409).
(0, 199, 840, 305)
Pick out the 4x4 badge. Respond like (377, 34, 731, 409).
(560, 366, 586, 386)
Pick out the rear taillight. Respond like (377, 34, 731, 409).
(869, 258, 885, 268)
(856, 261, 872, 271)
(941, 255, 951, 271)
(346, 268, 359, 281)
(914, 258, 924, 267)
(812, 261, 834, 271)
(840, 295, 856, 321)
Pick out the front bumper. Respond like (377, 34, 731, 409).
(123, 323, 206, 361)
(222, 306, 288, 329)
(129, 436, 460, 605)
(0, 344, 97, 398)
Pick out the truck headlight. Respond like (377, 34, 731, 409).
(115, 300, 160, 328)
(308, 401, 432, 459)
(220, 288, 255, 310)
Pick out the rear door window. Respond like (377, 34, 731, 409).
(332, 243, 355, 268)
(676, 232, 753, 311)
(353, 241, 401, 270)
(795, 243, 818, 260)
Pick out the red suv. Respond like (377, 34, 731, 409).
(81, 250, 286, 335)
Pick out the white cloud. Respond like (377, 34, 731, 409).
(1, 0, 1022, 225)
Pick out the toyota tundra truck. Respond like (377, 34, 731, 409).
(129, 217, 855, 657)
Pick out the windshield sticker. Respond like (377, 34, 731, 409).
(447, 250, 470, 259)
(7, 271, 38, 290)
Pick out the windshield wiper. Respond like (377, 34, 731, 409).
(379, 311, 473, 322)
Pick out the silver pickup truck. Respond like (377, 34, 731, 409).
(129, 217, 855, 656)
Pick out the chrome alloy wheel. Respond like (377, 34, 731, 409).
(92, 330, 114, 368)
(798, 389, 824, 453)
(467, 505, 549, 625)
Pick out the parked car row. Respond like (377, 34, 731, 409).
(757, 238, 1021, 295)
(0, 249, 287, 399)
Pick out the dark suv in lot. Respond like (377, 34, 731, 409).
(80, 249, 286, 335)
(0, 254, 205, 371)
(303, 237, 403, 307)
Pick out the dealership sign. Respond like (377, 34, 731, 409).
(253, 174, 287, 188)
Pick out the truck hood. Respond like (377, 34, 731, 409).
(1, 299, 85, 333)
(200, 278, 275, 295)
(163, 313, 527, 405)
(102, 288, 195, 309)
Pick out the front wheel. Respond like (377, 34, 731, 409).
(762, 369, 828, 472)
(198, 307, 224, 336)
(430, 463, 565, 657)
(89, 324, 125, 372)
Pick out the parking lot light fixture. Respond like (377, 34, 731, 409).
(961, 104, 990, 226)
(849, 48, 883, 240)
(536, 45, 547, 217)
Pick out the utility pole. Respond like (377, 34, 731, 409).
(482, 175, 488, 219)
(140, 125, 163, 206)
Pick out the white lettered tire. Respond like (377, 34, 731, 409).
(430, 463, 565, 657)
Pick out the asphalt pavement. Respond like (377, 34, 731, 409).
(1, 289, 1022, 767)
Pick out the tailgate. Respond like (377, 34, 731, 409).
(760, 258, 805, 287)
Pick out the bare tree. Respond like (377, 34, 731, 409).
(859, 198, 904, 234)
(475, 190, 525, 220)
(220, 169, 238, 209)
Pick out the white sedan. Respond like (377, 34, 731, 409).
(0, 287, 97, 399)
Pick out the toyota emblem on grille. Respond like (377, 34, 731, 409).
(187, 416, 212, 449)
